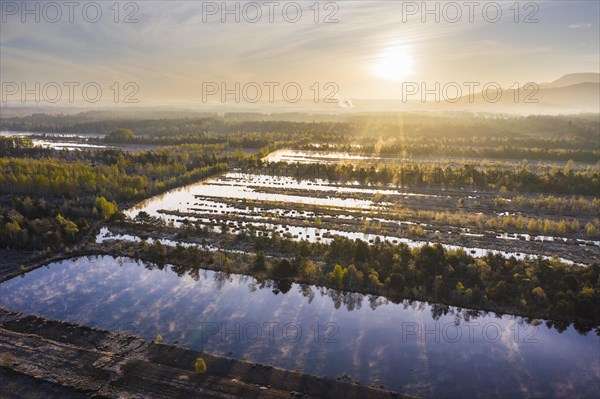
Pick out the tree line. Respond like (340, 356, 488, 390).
(257, 161, 599, 196)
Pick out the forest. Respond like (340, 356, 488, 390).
(0, 137, 232, 252)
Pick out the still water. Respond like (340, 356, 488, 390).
(123, 173, 580, 264)
(1, 256, 598, 398)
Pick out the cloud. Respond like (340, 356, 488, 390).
(568, 23, 591, 29)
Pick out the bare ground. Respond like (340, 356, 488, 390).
(0, 309, 414, 399)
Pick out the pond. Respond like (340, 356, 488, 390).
(1, 256, 598, 398)
(0, 130, 106, 138)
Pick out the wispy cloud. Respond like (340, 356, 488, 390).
(568, 23, 592, 29)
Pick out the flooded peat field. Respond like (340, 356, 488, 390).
(0, 130, 108, 150)
(263, 149, 596, 169)
(0, 130, 161, 152)
(1, 255, 598, 399)
(120, 158, 599, 265)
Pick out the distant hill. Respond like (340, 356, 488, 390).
(535, 81, 600, 109)
(410, 73, 600, 114)
(540, 73, 600, 89)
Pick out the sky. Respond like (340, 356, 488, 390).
(1, 0, 599, 106)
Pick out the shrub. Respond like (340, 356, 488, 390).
(195, 357, 207, 374)
(272, 258, 296, 278)
(1, 352, 13, 366)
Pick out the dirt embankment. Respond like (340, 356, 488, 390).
(0, 309, 415, 399)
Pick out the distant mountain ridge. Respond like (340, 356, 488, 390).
(424, 72, 600, 114)
(348, 73, 600, 114)
(540, 73, 600, 89)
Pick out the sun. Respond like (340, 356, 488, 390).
(372, 47, 414, 81)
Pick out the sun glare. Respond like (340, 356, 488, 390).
(372, 47, 414, 81)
